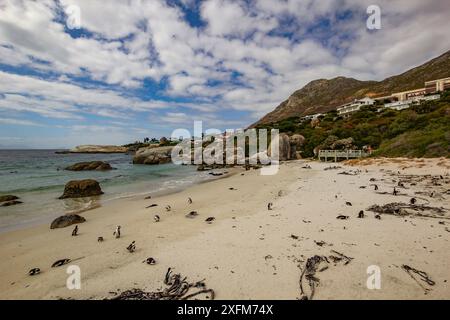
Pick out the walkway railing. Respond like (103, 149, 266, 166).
(318, 149, 371, 162)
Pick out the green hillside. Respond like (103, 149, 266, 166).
(255, 91, 450, 158)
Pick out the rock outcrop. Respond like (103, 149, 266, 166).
(69, 145, 128, 153)
(59, 179, 104, 199)
(133, 146, 174, 165)
(268, 133, 305, 161)
(0, 195, 19, 202)
(50, 214, 86, 229)
(0, 195, 22, 207)
(1, 200, 23, 207)
(65, 161, 113, 171)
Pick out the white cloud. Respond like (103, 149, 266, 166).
(0, 0, 449, 148)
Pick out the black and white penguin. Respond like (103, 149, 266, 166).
(188, 197, 193, 204)
(143, 257, 156, 265)
(71, 225, 78, 236)
(205, 217, 215, 224)
(97, 236, 104, 242)
(51, 258, 71, 268)
(267, 202, 273, 210)
(374, 184, 378, 191)
(410, 198, 417, 205)
(358, 210, 364, 218)
(345, 201, 352, 206)
(28, 268, 41, 276)
(154, 215, 160, 222)
(393, 187, 398, 196)
(165, 205, 171, 212)
(186, 211, 198, 218)
(126, 241, 136, 253)
(113, 226, 121, 239)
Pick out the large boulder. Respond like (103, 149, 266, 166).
(59, 179, 103, 199)
(0, 195, 19, 202)
(69, 145, 128, 153)
(65, 161, 113, 171)
(133, 146, 174, 165)
(289, 134, 305, 159)
(1, 200, 23, 207)
(268, 133, 305, 161)
(331, 137, 354, 150)
(0, 195, 22, 207)
(50, 214, 86, 229)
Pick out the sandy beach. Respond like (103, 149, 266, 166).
(0, 158, 449, 300)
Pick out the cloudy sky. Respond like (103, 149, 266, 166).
(0, 0, 449, 148)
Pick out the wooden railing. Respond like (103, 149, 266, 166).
(318, 149, 371, 162)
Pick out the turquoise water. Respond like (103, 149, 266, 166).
(0, 150, 213, 232)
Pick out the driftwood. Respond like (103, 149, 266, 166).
(110, 268, 214, 300)
(401, 264, 435, 294)
(367, 202, 448, 219)
(299, 250, 354, 300)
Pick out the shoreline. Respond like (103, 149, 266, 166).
(0, 166, 237, 235)
(0, 158, 449, 299)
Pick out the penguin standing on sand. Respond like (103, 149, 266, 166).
(393, 187, 398, 196)
(358, 210, 364, 218)
(374, 184, 378, 191)
(165, 205, 171, 212)
(188, 197, 193, 204)
(267, 203, 273, 210)
(127, 241, 136, 253)
(154, 215, 160, 222)
(113, 226, 121, 239)
(71, 225, 78, 236)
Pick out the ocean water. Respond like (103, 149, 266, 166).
(0, 149, 215, 232)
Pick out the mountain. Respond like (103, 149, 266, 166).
(254, 49, 450, 126)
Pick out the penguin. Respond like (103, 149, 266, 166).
(374, 184, 378, 191)
(97, 236, 104, 242)
(28, 268, 41, 276)
(143, 257, 156, 265)
(188, 197, 193, 204)
(71, 225, 78, 236)
(345, 201, 352, 206)
(375, 214, 381, 220)
(51, 258, 71, 268)
(126, 241, 136, 253)
(393, 187, 398, 196)
(154, 215, 160, 223)
(358, 210, 364, 218)
(113, 226, 121, 239)
(410, 198, 417, 205)
(186, 211, 198, 218)
(205, 217, 215, 224)
(165, 205, 171, 212)
(267, 202, 273, 210)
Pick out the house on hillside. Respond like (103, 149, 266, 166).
(337, 98, 375, 117)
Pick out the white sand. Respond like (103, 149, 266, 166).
(0, 158, 449, 300)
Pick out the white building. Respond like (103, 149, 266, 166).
(337, 98, 375, 116)
(383, 94, 440, 111)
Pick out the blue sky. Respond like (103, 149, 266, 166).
(0, 0, 449, 148)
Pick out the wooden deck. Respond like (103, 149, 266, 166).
(318, 149, 371, 162)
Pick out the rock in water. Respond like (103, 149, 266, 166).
(0, 195, 20, 202)
(133, 146, 174, 165)
(59, 179, 103, 199)
(50, 214, 86, 229)
(65, 161, 113, 171)
(1, 200, 23, 207)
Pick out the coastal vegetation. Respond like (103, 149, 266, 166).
(255, 91, 450, 158)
